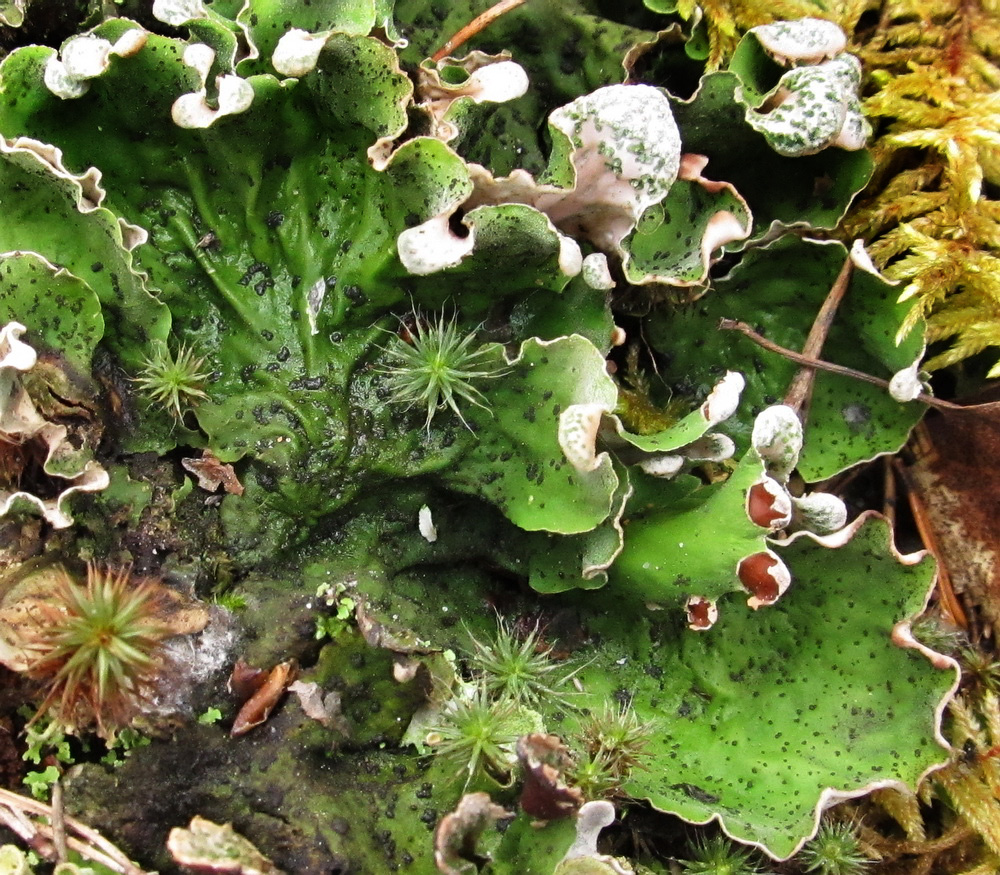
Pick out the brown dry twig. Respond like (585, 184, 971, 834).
(431, 0, 530, 63)
(0, 786, 151, 875)
(717, 319, 965, 412)
(782, 254, 854, 421)
(893, 455, 970, 630)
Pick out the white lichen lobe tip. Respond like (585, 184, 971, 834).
(751, 405, 803, 481)
(418, 505, 437, 543)
(272, 28, 329, 78)
(638, 454, 684, 479)
(558, 234, 583, 277)
(217, 75, 254, 111)
(0, 321, 37, 373)
(888, 361, 923, 403)
(582, 252, 615, 290)
(793, 491, 848, 535)
(562, 800, 616, 862)
(171, 46, 254, 129)
(462, 59, 529, 104)
(61, 36, 112, 79)
(752, 18, 847, 65)
(43, 28, 148, 99)
(558, 403, 609, 472)
(701, 371, 745, 425)
(849, 238, 880, 275)
(111, 29, 148, 59)
(397, 213, 476, 275)
(182, 42, 215, 78)
(153, 0, 208, 26)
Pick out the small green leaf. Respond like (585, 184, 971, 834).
(23, 766, 60, 800)
(198, 707, 223, 725)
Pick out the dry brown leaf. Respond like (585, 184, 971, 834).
(182, 451, 244, 496)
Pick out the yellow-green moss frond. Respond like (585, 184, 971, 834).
(870, 786, 926, 842)
(931, 693, 1000, 858)
(839, 0, 1000, 372)
(880, 223, 1000, 374)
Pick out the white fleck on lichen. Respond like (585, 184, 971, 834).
(418, 505, 438, 543)
(306, 278, 326, 336)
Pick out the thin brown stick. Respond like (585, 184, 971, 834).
(51, 779, 68, 863)
(0, 787, 148, 875)
(63, 832, 134, 874)
(0, 803, 48, 851)
(431, 0, 529, 63)
(883, 456, 898, 532)
(783, 254, 854, 420)
(0, 788, 57, 825)
(894, 456, 970, 629)
(718, 319, 966, 411)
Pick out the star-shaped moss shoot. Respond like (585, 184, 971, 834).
(24, 564, 169, 739)
(132, 340, 211, 421)
(379, 310, 504, 433)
